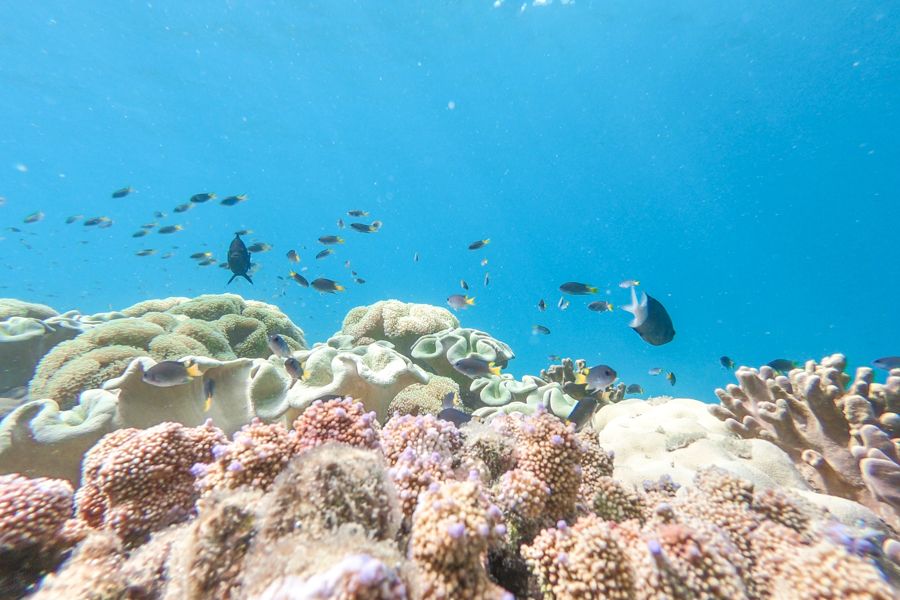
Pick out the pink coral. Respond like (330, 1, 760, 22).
(0, 473, 74, 554)
(381, 413, 462, 465)
(194, 418, 301, 494)
(75, 420, 225, 546)
(292, 397, 381, 452)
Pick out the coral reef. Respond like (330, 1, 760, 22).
(1, 296, 898, 599)
(0, 299, 115, 396)
(75, 420, 225, 547)
(710, 354, 900, 526)
(284, 338, 429, 422)
(28, 294, 305, 409)
(339, 299, 459, 355)
(410, 327, 515, 393)
(0, 473, 81, 597)
(388, 375, 460, 418)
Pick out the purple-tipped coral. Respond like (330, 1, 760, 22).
(410, 479, 509, 599)
(74, 420, 225, 547)
(292, 397, 382, 452)
(194, 418, 301, 495)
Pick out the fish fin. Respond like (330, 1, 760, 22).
(575, 372, 587, 385)
(483, 238, 490, 245)
(489, 363, 501, 376)
(466, 296, 476, 305)
(243, 274, 253, 285)
(335, 284, 345, 292)
(227, 274, 237, 285)
(588, 286, 598, 294)
(204, 395, 212, 412)
(185, 363, 203, 378)
(608, 303, 615, 310)
(634, 280, 640, 286)
(621, 287, 648, 327)
(337, 237, 344, 243)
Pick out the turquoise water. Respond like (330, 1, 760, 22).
(1, 1, 897, 402)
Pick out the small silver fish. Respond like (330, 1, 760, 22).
(267, 333, 292, 358)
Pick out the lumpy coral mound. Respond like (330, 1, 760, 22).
(7, 382, 899, 598)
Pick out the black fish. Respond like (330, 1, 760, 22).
(311, 278, 345, 293)
(289, 270, 309, 287)
(767, 359, 796, 374)
(111, 186, 134, 198)
(143, 360, 202, 387)
(559, 282, 598, 295)
(190, 192, 216, 203)
(567, 396, 598, 431)
(349, 221, 382, 233)
(720, 356, 736, 370)
(562, 382, 590, 400)
(437, 391, 471, 427)
(588, 301, 614, 313)
(227, 233, 253, 285)
(220, 194, 247, 206)
(621, 288, 675, 346)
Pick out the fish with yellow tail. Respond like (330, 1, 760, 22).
(447, 294, 475, 311)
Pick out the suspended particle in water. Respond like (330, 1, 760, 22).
(448, 101, 456, 110)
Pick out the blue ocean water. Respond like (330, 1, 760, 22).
(1, 1, 897, 403)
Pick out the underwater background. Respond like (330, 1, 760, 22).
(1, 0, 897, 403)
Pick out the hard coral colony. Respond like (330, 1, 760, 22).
(0, 297, 896, 598)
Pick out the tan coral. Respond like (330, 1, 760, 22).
(409, 479, 510, 600)
(522, 515, 635, 600)
(710, 354, 900, 526)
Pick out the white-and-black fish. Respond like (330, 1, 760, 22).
(621, 287, 675, 346)
(267, 333, 292, 358)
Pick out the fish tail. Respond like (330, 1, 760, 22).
(588, 286, 598, 294)
(335, 284, 345, 292)
(204, 395, 212, 412)
(608, 303, 615, 311)
(227, 274, 237, 285)
(488, 362, 501, 376)
(466, 296, 476, 305)
(483, 238, 490, 245)
(185, 362, 203, 377)
(575, 372, 587, 385)
(337, 237, 345, 243)
(242, 274, 253, 285)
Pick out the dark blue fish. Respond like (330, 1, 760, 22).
(767, 359, 796, 374)
(567, 396, 598, 431)
(227, 233, 253, 285)
(622, 288, 675, 346)
(437, 392, 471, 427)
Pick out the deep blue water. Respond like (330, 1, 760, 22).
(1, 1, 897, 402)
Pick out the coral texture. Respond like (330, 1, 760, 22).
(410, 327, 515, 392)
(340, 299, 459, 355)
(710, 354, 900, 526)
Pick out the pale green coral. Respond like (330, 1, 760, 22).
(0, 298, 58, 321)
(410, 327, 515, 391)
(471, 374, 578, 418)
(28, 295, 306, 409)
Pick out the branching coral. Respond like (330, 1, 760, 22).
(710, 354, 900, 526)
(0, 473, 80, 597)
(193, 418, 301, 495)
(409, 479, 510, 599)
(292, 397, 382, 452)
(75, 420, 225, 547)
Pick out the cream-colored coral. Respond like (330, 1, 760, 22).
(340, 300, 459, 355)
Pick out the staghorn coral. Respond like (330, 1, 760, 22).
(340, 300, 459, 355)
(292, 397, 382, 452)
(193, 418, 301, 495)
(0, 473, 80, 597)
(710, 354, 900, 526)
(29, 293, 305, 409)
(75, 420, 225, 547)
(409, 479, 510, 599)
